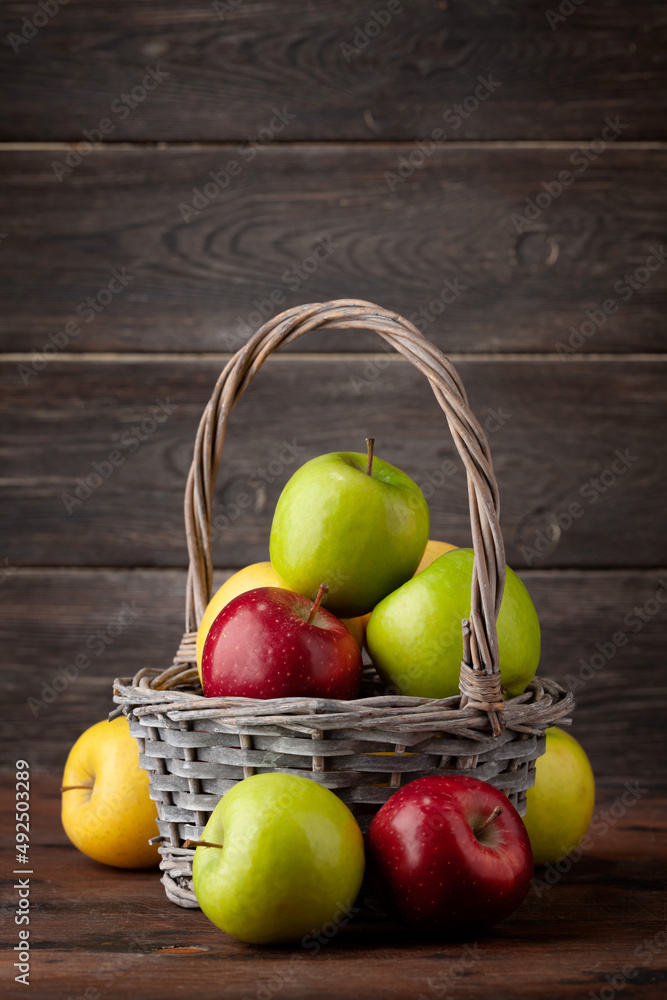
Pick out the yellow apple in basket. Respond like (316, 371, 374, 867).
(61, 716, 159, 869)
(196, 562, 364, 681)
(415, 539, 458, 573)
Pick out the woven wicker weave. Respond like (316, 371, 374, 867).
(113, 299, 573, 908)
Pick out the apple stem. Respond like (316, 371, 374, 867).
(60, 785, 93, 792)
(474, 805, 503, 836)
(184, 839, 223, 850)
(366, 437, 375, 476)
(307, 582, 329, 624)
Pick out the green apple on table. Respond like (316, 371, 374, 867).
(270, 440, 429, 618)
(522, 726, 595, 865)
(366, 547, 541, 698)
(191, 773, 365, 945)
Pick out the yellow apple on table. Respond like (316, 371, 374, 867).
(61, 716, 159, 869)
(196, 562, 364, 681)
(522, 726, 595, 865)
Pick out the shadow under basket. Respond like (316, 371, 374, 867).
(113, 299, 574, 909)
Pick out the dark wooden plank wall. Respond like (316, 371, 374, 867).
(1, 1, 666, 141)
(0, 0, 665, 779)
(1, 149, 666, 354)
(1, 359, 665, 567)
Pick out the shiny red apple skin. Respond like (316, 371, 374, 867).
(202, 586, 362, 700)
(366, 775, 533, 935)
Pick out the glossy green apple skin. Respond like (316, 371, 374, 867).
(192, 773, 365, 945)
(270, 452, 429, 618)
(366, 547, 541, 699)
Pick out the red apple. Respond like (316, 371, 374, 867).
(202, 585, 362, 700)
(366, 775, 533, 935)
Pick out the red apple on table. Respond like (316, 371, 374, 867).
(366, 775, 533, 935)
(202, 584, 362, 699)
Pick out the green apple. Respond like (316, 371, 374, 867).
(192, 773, 365, 945)
(366, 547, 540, 699)
(522, 727, 595, 865)
(270, 448, 429, 618)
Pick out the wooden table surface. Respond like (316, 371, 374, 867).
(2, 776, 665, 1000)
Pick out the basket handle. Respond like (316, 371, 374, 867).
(184, 300, 506, 729)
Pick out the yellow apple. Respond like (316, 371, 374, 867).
(522, 727, 595, 865)
(415, 539, 458, 574)
(61, 716, 159, 869)
(196, 562, 364, 680)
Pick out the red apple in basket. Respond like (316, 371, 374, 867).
(366, 775, 533, 935)
(202, 584, 362, 699)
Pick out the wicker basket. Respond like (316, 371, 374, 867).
(113, 299, 573, 908)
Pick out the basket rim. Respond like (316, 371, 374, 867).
(113, 669, 574, 738)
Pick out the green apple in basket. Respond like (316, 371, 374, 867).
(270, 439, 429, 618)
(190, 773, 365, 945)
(366, 547, 541, 698)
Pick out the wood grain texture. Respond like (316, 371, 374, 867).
(1, 1, 666, 142)
(2, 568, 666, 777)
(1, 777, 665, 999)
(1, 357, 664, 569)
(1, 4, 665, 989)
(0, 147, 666, 354)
